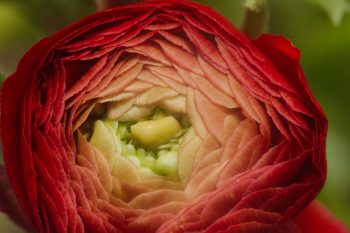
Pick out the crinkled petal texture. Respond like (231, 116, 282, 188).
(1, 1, 329, 233)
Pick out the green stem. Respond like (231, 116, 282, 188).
(95, 0, 142, 11)
(241, 0, 269, 38)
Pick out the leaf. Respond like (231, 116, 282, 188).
(305, 0, 350, 25)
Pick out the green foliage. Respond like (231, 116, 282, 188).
(0, 2, 43, 74)
(305, 0, 350, 25)
(195, 0, 244, 25)
(0, 1, 94, 74)
(0, 72, 5, 86)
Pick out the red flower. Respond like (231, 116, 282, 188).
(295, 201, 349, 233)
(0, 0, 346, 233)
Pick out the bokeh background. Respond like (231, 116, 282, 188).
(0, 0, 349, 232)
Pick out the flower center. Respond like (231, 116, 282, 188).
(72, 55, 245, 207)
(87, 107, 189, 179)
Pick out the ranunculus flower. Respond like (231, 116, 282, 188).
(0, 0, 347, 233)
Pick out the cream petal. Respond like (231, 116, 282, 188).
(124, 80, 154, 92)
(160, 95, 186, 114)
(190, 72, 239, 109)
(138, 57, 163, 66)
(193, 134, 221, 167)
(194, 90, 229, 142)
(192, 163, 226, 198)
(178, 136, 202, 184)
(197, 55, 233, 97)
(118, 56, 141, 75)
(174, 65, 197, 89)
(110, 155, 140, 183)
(134, 178, 184, 190)
(100, 92, 136, 103)
(217, 135, 263, 187)
(77, 131, 98, 170)
(128, 213, 174, 232)
(107, 97, 136, 120)
(119, 106, 155, 121)
(140, 201, 187, 217)
(89, 120, 116, 162)
(129, 190, 190, 209)
(185, 163, 220, 195)
(128, 43, 172, 66)
(98, 63, 143, 98)
(77, 154, 95, 170)
(192, 149, 222, 174)
(186, 88, 207, 139)
(119, 181, 152, 202)
(137, 69, 168, 87)
(111, 177, 122, 198)
(146, 66, 185, 84)
(135, 87, 178, 106)
(92, 147, 114, 193)
(228, 74, 259, 122)
(154, 39, 203, 76)
(179, 127, 196, 147)
(222, 114, 242, 143)
(158, 30, 195, 54)
(155, 75, 187, 95)
(220, 119, 257, 162)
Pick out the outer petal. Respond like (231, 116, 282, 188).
(254, 34, 327, 121)
(295, 201, 349, 233)
(0, 36, 57, 232)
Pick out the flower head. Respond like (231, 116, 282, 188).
(1, 1, 329, 233)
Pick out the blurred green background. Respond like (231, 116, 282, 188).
(0, 0, 349, 231)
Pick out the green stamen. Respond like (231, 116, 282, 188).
(87, 108, 189, 178)
(126, 155, 141, 167)
(136, 148, 146, 157)
(140, 156, 157, 172)
(117, 122, 131, 141)
(156, 151, 178, 177)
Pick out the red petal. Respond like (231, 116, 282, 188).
(254, 34, 325, 119)
(295, 201, 349, 233)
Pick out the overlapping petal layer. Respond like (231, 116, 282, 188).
(1, 1, 328, 233)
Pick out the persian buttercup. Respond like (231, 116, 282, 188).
(1, 1, 329, 233)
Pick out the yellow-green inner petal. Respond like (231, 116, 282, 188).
(131, 116, 182, 150)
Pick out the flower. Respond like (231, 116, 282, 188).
(0, 0, 344, 233)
